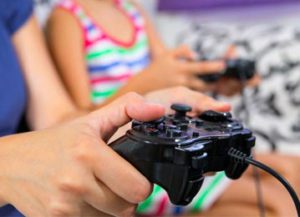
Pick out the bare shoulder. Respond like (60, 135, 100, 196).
(47, 7, 81, 35)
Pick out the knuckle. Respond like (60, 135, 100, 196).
(74, 141, 95, 163)
(57, 175, 87, 195)
(48, 202, 76, 217)
(123, 92, 143, 102)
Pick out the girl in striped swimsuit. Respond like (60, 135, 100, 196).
(47, 0, 229, 215)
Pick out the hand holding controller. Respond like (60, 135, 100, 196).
(198, 58, 256, 82)
(109, 104, 255, 205)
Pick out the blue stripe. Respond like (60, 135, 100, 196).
(173, 206, 183, 215)
(88, 54, 150, 73)
(131, 12, 141, 20)
(85, 24, 95, 32)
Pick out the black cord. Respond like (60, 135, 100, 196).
(239, 72, 266, 217)
(228, 148, 300, 217)
(252, 154, 266, 217)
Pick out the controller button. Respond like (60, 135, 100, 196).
(145, 117, 165, 125)
(171, 104, 192, 118)
(246, 136, 256, 148)
(192, 132, 200, 138)
(179, 124, 189, 131)
(232, 123, 243, 131)
(195, 120, 204, 127)
(199, 111, 232, 122)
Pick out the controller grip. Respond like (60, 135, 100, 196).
(109, 136, 205, 205)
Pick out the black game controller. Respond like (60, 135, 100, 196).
(109, 104, 255, 205)
(198, 59, 256, 83)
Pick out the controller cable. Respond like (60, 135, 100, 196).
(235, 67, 266, 217)
(228, 147, 300, 217)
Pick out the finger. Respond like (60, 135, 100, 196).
(187, 77, 210, 92)
(181, 61, 225, 74)
(246, 74, 261, 87)
(224, 45, 237, 59)
(169, 87, 231, 114)
(193, 94, 231, 113)
(89, 92, 165, 140)
(92, 140, 152, 204)
(171, 45, 197, 60)
(84, 179, 137, 217)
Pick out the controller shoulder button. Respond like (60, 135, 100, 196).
(199, 111, 232, 122)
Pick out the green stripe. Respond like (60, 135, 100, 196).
(86, 38, 148, 60)
(137, 185, 164, 213)
(91, 88, 118, 99)
(192, 172, 226, 212)
(123, 2, 135, 12)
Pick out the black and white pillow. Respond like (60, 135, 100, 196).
(179, 22, 300, 154)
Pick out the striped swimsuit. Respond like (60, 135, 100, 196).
(58, 0, 150, 104)
(57, 0, 231, 215)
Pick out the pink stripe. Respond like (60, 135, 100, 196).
(85, 27, 144, 50)
(155, 195, 169, 216)
(90, 73, 132, 84)
(85, 34, 107, 48)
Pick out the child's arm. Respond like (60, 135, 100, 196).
(14, 15, 81, 129)
(47, 9, 93, 110)
(47, 7, 224, 110)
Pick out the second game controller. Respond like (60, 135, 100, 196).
(198, 58, 256, 83)
(109, 104, 255, 205)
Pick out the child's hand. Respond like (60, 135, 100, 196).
(145, 86, 231, 115)
(212, 45, 261, 96)
(139, 45, 225, 92)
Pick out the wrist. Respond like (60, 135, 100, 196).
(0, 135, 17, 207)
